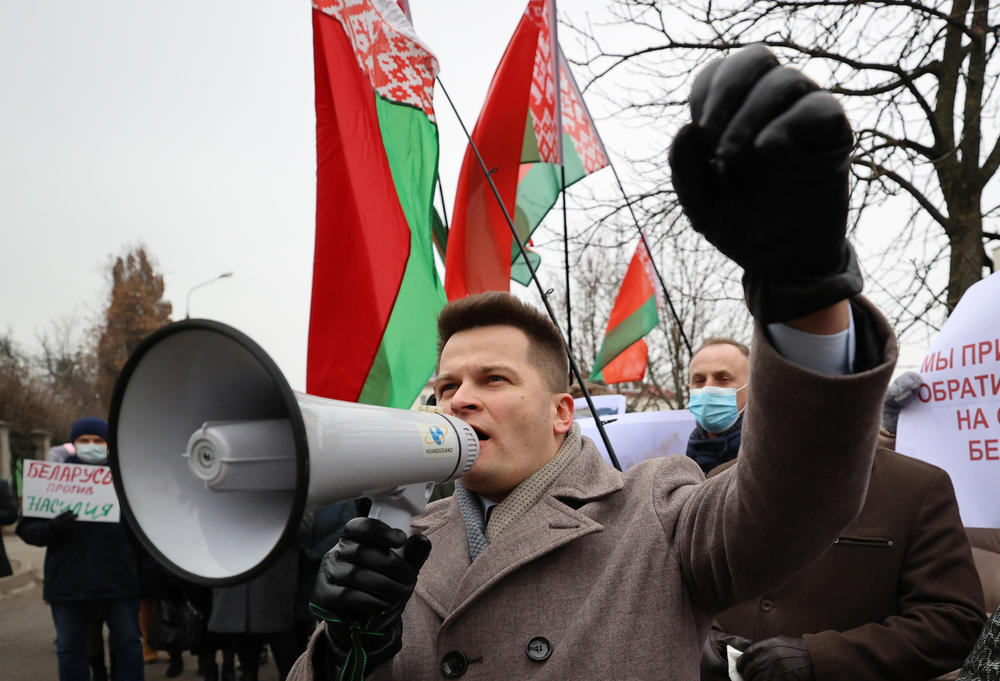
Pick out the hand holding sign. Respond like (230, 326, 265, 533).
(50, 509, 77, 532)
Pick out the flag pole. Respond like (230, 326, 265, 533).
(552, 0, 573, 365)
(438, 76, 622, 472)
(436, 175, 450, 229)
(553, 37, 693, 361)
(561, 165, 572, 360)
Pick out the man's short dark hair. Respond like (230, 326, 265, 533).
(693, 337, 750, 359)
(437, 291, 569, 393)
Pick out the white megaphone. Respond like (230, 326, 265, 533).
(108, 319, 478, 586)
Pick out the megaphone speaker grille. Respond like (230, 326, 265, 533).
(108, 320, 308, 586)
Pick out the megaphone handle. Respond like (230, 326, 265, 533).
(368, 482, 433, 536)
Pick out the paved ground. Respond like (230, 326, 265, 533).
(0, 531, 281, 681)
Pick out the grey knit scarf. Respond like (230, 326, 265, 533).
(455, 422, 582, 562)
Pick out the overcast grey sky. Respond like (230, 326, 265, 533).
(1, 1, 940, 394)
(1, 1, 598, 390)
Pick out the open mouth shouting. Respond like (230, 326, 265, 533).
(471, 426, 491, 441)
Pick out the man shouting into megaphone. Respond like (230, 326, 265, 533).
(290, 46, 900, 681)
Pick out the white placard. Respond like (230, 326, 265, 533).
(579, 409, 696, 471)
(21, 460, 121, 523)
(727, 645, 745, 681)
(896, 272, 1000, 528)
(573, 394, 627, 420)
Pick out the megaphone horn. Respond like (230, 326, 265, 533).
(108, 319, 478, 586)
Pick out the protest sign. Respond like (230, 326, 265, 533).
(573, 394, 627, 420)
(578, 409, 695, 471)
(20, 460, 121, 523)
(897, 272, 1000, 528)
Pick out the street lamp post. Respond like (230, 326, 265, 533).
(185, 272, 234, 319)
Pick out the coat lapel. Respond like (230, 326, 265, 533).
(412, 500, 468, 620)
(413, 439, 624, 623)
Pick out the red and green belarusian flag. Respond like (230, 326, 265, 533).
(445, 0, 609, 299)
(307, 0, 445, 408)
(590, 239, 660, 384)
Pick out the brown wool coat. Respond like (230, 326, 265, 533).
(712, 450, 985, 681)
(289, 299, 897, 681)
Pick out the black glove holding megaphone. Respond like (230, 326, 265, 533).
(310, 517, 431, 680)
(669, 45, 862, 322)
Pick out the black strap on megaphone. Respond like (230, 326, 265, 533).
(437, 77, 621, 471)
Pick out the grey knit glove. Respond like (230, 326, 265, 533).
(882, 371, 923, 434)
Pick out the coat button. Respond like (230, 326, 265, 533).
(759, 599, 774, 613)
(440, 651, 468, 678)
(526, 636, 552, 662)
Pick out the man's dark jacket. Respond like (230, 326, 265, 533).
(685, 414, 743, 475)
(711, 449, 985, 681)
(0, 480, 17, 577)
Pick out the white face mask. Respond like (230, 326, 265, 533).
(76, 443, 108, 464)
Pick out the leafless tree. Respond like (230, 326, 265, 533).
(530, 189, 752, 411)
(35, 316, 102, 428)
(563, 0, 1000, 349)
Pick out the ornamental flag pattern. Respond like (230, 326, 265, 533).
(314, 0, 438, 121)
(527, 0, 560, 164)
(558, 50, 609, 174)
(636, 236, 661, 306)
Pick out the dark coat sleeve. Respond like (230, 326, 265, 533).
(804, 468, 985, 681)
(0, 480, 17, 525)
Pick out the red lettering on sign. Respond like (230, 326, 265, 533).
(970, 439, 1000, 460)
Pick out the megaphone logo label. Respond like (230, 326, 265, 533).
(419, 424, 455, 458)
(425, 425, 447, 446)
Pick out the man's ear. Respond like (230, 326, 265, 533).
(552, 393, 575, 435)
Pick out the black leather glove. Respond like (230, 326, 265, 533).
(669, 45, 861, 323)
(50, 510, 77, 533)
(882, 371, 923, 434)
(310, 517, 431, 680)
(737, 636, 815, 681)
(701, 628, 751, 681)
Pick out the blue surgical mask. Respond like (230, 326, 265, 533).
(687, 384, 748, 434)
(76, 443, 108, 464)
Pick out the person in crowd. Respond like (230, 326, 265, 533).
(881, 371, 1000, 615)
(567, 380, 612, 399)
(685, 337, 750, 474)
(48, 441, 75, 463)
(0, 476, 16, 578)
(144, 573, 193, 678)
(289, 46, 904, 680)
(46, 430, 166, 680)
(139, 590, 162, 666)
(187, 581, 237, 681)
(17, 416, 147, 681)
(700, 406, 985, 680)
(46, 433, 119, 679)
(208, 545, 300, 681)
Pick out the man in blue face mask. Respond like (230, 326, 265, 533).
(685, 338, 750, 474)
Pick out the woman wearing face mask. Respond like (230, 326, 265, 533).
(17, 417, 149, 681)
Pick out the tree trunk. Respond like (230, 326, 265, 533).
(946, 205, 985, 312)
